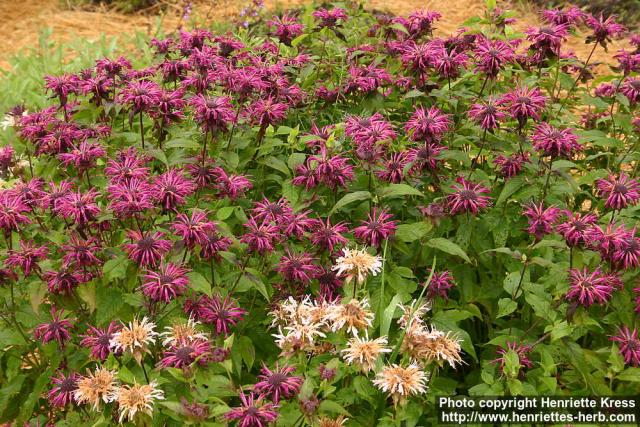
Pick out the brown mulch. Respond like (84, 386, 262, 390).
(0, 0, 629, 71)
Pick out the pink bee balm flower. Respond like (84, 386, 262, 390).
(214, 168, 253, 200)
(523, 202, 561, 241)
(468, 98, 506, 130)
(246, 96, 288, 127)
(610, 326, 640, 367)
(55, 189, 101, 225)
(80, 321, 122, 361)
(44, 268, 85, 295)
(152, 169, 196, 212)
(104, 148, 150, 183)
(0, 191, 31, 232)
(407, 142, 445, 173)
(34, 307, 73, 346)
(313, 7, 348, 29)
(585, 14, 625, 47)
(124, 230, 173, 267)
(5, 240, 48, 277)
(309, 217, 349, 253)
(253, 364, 303, 404)
(376, 152, 409, 184)
(425, 270, 456, 301)
(241, 217, 281, 255)
(61, 235, 102, 268)
(621, 78, 640, 105)
(190, 94, 236, 135)
(186, 294, 246, 335)
(532, 123, 582, 158)
(267, 13, 304, 46)
(141, 263, 190, 303)
(556, 212, 598, 247)
(225, 392, 278, 427)
(171, 210, 216, 249)
(612, 230, 640, 270)
(446, 177, 492, 215)
(405, 106, 451, 142)
(199, 230, 233, 261)
(566, 268, 614, 307)
(498, 86, 547, 126)
(160, 338, 212, 368)
(276, 250, 321, 284)
(596, 173, 640, 210)
(354, 208, 398, 247)
(494, 153, 530, 178)
(58, 140, 106, 172)
(119, 80, 162, 113)
(47, 372, 79, 408)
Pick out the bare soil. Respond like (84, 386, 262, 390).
(0, 0, 629, 71)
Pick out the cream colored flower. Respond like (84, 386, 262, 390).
(318, 416, 348, 427)
(110, 317, 158, 363)
(397, 300, 431, 328)
(327, 298, 374, 337)
(74, 367, 119, 410)
(373, 363, 428, 406)
(332, 247, 382, 284)
(160, 317, 207, 347)
(341, 335, 391, 372)
(110, 381, 164, 423)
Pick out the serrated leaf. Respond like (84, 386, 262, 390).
(496, 176, 524, 205)
(188, 271, 211, 296)
(394, 222, 432, 242)
(497, 298, 517, 318)
(378, 183, 424, 199)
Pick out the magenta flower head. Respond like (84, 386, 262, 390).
(541, 7, 584, 26)
(523, 202, 561, 241)
(556, 212, 598, 247)
(225, 392, 278, 427)
(119, 80, 162, 112)
(44, 268, 85, 295)
(124, 230, 173, 267)
(313, 7, 348, 29)
(376, 152, 409, 184)
(612, 229, 640, 270)
(254, 364, 303, 404)
(160, 338, 212, 368)
(405, 106, 451, 142)
(468, 98, 506, 130)
(34, 307, 73, 346)
(152, 169, 196, 212)
(47, 372, 79, 408)
(214, 168, 253, 200)
(190, 94, 236, 135)
(0, 190, 31, 232)
(142, 263, 190, 303)
(433, 47, 468, 79)
(474, 37, 516, 78)
(252, 197, 293, 224)
(276, 250, 320, 284)
(594, 82, 617, 98)
(104, 147, 150, 183)
(621, 78, 640, 105)
(187, 294, 246, 335)
(172, 210, 216, 249)
(80, 321, 122, 361)
(585, 14, 625, 48)
(44, 74, 79, 107)
(498, 86, 547, 126)
(566, 268, 614, 307)
(447, 177, 493, 215)
(596, 173, 640, 210)
(199, 229, 233, 261)
(268, 13, 304, 46)
(525, 24, 569, 58)
(610, 326, 640, 367)
(354, 208, 398, 247)
(491, 341, 533, 377)
(425, 270, 456, 301)
(241, 217, 281, 255)
(532, 123, 582, 158)
(58, 140, 106, 172)
(494, 153, 530, 178)
(55, 189, 101, 225)
(247, 96, 288, 127)
(309, 217, 349, 254)
(5, 240, 48, 277)
(407, 142, 445, 173)
(108, 178, 154, 218)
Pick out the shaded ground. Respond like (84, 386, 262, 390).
(0, 0, 629, 71)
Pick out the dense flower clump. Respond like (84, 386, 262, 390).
(0, 2, 639, 426)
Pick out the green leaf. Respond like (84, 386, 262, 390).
(380, 294, 403, 339)
(330, 191, 371, 214)
(617, 368, 640, 382)
(103, 256, 129, 282)
(394, 222, 432, 242)
(18, 368, 52, 423)
(496, 175, 524, 205)
(497, 298, 517, 318)
(378, 183, 424, 199)
(188, 271, 211, 296)
(96, 286, 124, 326)
(319, 400, 352, 417)
(237, 336, 255, 370)
(262, 156, 291, 176)
(426, 238, 471, 263)
(549, 320, 572, 341)
(216, 206, 235, 220)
